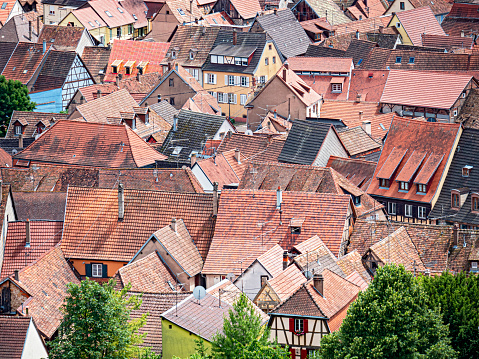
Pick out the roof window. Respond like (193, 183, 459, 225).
(177, 8, 185, 16)
(95, 20, 101, 26)
(88, 21, 95, 27)
(409, 57, 415, 64)
(358, 59, 363, 65)
(395, 56, 402, 64)
(1, 2, 6, 9)
(133, 14, 138, 20)
(172, 146, 183, 155)
(105, 10, 113, 17)
(463, 165, 473, 177)
(117, 7, 123, 13)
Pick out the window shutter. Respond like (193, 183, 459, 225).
(303, 319, 308, 333)
(213, 74, 217, 85)
(289, 318, 294, 332)
(204, 73, 208, 84)
(233, 94, 237, 104)
(246, 77, 250, 87)
(235, 76, 240, 86)
(264, 75, 268, 82)
(85, 263, 92, 277)
(301, 349, 308, 359)
(102, 264, 108, 278)
(213, 92, 217, 99)
(290, 348, 296, 359)
(225, 75, 228, 85)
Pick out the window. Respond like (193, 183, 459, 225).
(291, 226, 301, 234)
(453, 109, 458, 116)
(132, 14, 138, 20)
(128, 24, 133, 34)
(117, 27, 121, 38)
(388, 202, 396, 215)
(125, 66, 131, 75)
(400, 1, 405, 9)
(189, 51, 195, 60)
(177, 8, 185, 15)
(331, 83, 342, 93)
(88, 21, 95, 27)
(95, 20, 101, 26)
(171, 51, 177, 59)
(207, 73, 216, 84)
(380, 178, 389, 188)
(417, 184, 426, 193)
(49, 5, 54, 14)
(452, 193, 460, 208)
(463, 166, 472, 177)
(157, 94, 161, 102)
(169, 78, 174, 87)
(240, 94, 247, 105)
(170, 97, 175, 105)
(117, 6, 123, 13)
(396, 22, 401, 28)
(399, 181, 409, 191)
(353, 195, 361, 206)
(259, 75, 266, 83)
(294, 318, 303, 333)
(235, 57, 242, 65)
(472, 261, 478, 271)
(217, 92, 225, 103)
(473, 196, 479, 212)
(268, 44, 272, 50)
(409, 57, 415, 64)
(272, 56, 276, 64)
(395, 56, 402, 64)
(260, 275, 268, 287)
(265, 57, 269, 65)
(15, 125, 22, 135)
(240, 76, 248, 87)
(211, 55, 218, 63)
(228, 75, 235, 86)
(228, 93, 236, 104)
(418, 206, 426, 219)
(405, 204, 412, 217)
(105, 10, 113, 17)
(242, 58, 248, 66)
(92, 263, 102, 277)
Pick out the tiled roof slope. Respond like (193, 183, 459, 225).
(88, 0, 135, 28)
(196, 149, 247, 190)
(163, 0, 203, 23)
(152, 218, 203, 277)
(457, 88, 479, 128)
(344, 39, 377, 67)
(277, 120, 333, 165)
(256, 244, 284, 278)
(230, 0, 261, 19)
(336, 126, 381, 157)
(337, 249, 371, 282)
(81, 46, 111, 83)
(6, 111, 68, 139)
(293, 235, 324, 254)
(0, 42, 18, 73)
(0, 316, 31, 359)
(368, 118, 460, 204)
(0, 220, 63, 280)
(287, 56, 352, 73)
(37, 25, 84, 52)
(409, 0, 451, 15)
(300, 0, 351, 25)
(1, 43, 50, 85)
(441, 18, 479, 37)
(104, 40, 170, 82)
(12, 192, 67, 220)
(293, 238, 345, 277)
(348, 220, 452, 273)
(119, 0, 148, 29)
(149, 100, 179, 126)
(162, 293, 231, 340)
(128, 291, 190, 355)
(303, 44, 346, 58)
(217, 133, 284, 162)
(1, 165, 204, 193)
(319, 101, 381, 131)
(117, 252, 178, 292)
(61, 187, 215, 261)
(268, 263, 307, 301)
(327, 156, 377, 190)
(13, 120, 166, 168)
(0, 0, 16, 25)
(16, 245, 80, 339)
(31, 50, 78, 93)
(0, 147, 12, 167)
(421, 34, 473, 50)
(348, 70, 390, 103)
(0, 13, 42, 43)
(332, 14, 392, 36)
(380, 70, 473, 109)
(429, 128, 479, 226)
(394, 6, 446, 45)
(203, 189, 351, 276)
(251, 9, 311, 58)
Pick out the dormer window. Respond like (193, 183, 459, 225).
(15, 125, 22, 135)
(353, 195, 361, 206)
(417, 184, 426, 194)
(395, 56, 402, 64)
(171, 51, 177, 59)
(472, 194, 479, 212)
(399, 181, 409, 191)
(112, 65, 118, 73)
(379, 178, 389, 188)
(189, 51, 195, 60)
(463, 165, 472, 177)
(289, 218, 304, 234)
(452, 192, 460, 208)
(331, 83, 342, 93)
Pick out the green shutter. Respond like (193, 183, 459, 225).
(85, 263, 92, 277)
(102, 264, 108, 278)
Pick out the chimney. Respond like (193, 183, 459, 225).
(379, 25, 384, 34)
(136, 72, 140, 82)
(274, 8, 277, 15)
(173, 114, 178, 131)
(168, 62, 172, 72)
(453, 223, 459, 246)
(191, 153, 197, 166)
(118, 183, 124, 220)
(116, 75, 120, 87)
(282, 67, 287, 81)
(276, 186, 282, 210)
(97, 89, 101, 99)
(234, 149, 241, 163)
(313, 273, 324, 295)
(284, 61, 289, 70)
(36, 16, 39, 37)
(14, 270, 19, 281)
(274, 109, 277, 118)
(362, 120, 371, 136)
(25, 219, 30, 247)
(233, 30, 237, 46)
(43, 39, 46, 54)
(171, 218, 177, 232)
(355, 30, 359, 39)
(356, 93, 362, 102)
(28, 21, 32, 40)
(213, 182, 219, 217)
(359, 110, 363, 122)
(190, 0, 193, 15)
(283, 251, 288, 270)
(18, 134, 23, 149)
(175, 63, 178, 71)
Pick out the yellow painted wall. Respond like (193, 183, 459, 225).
(388, 14, 412, 45)
(161, 319, 212, 359)
(70, 259, 127, 278)
(58, 12, 84, 28)
(255, 40, 283, 88)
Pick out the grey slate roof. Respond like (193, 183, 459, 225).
(149, 100, 179, 126)
(429, 128, 479, 225)
(304, 44, 347, 57)
(202, 31, 268, 74)
(251, 9, 311, 59)
(344, 39, 377, 67)
(278, 120, 332, 165)
(41, 0, 86, 7)
(0, 138, 36, 156)
(366, 32, 399, 49)
(159, 109, 227, 164)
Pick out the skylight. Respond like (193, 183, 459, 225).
(117, 7, 123, 13)
(1, 2, 7, 9)
(105, 10, 113, 17)
(213, 18, 217, 24)
(88, 21, 95, 27)
(95, 20, 101, 26)
(177, 8, 185, 16)
(172, 146, 183, 155)
(133, 14, 138, 20)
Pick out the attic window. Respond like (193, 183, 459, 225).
(112, 65, 118, 73)
(177, 8, 185, 16)
(171, 51, 177, 59)
(379, 178, 389, 188)
(395, 56, 402, 64)
(452, 192, 460, 208)
(353, 195, 361, 206)
(396, 22, 401, 28)
(88, 21, 95, 27)
(331, 83, 342, 93)
(189, 51, 195, 60)
(1, 2, 6, 9)
(409, 57, 415, 64)
(133, 14, 138, 20)
(95, 20, 101, 26)
(399, 181, 409, 191)
(463, 165, 473, 177)
(472, 194, 479, 212)
(14, 125, 22, 135)
(105, 10, 113, 17)
(417, 184, 426, 194)
(291, 226, 301, 234)
(23, 70, 28, 74)
(117, 7, 123, 13)
(172, 146, 183, 155)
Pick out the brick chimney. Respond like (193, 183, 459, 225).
(118, 183, 124, 220)
(213, 182, 219, 217)
(191, 153, 197, 167)
(171, 218, 177, 232)
(233, 30, 237, 45)
(313, 273, 324, 295)
(283, 251, 288, 270)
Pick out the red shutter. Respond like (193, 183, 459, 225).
(301, 349, 308, 359)
(289, 318, 294, 332)
(290, 348, 296, 359)
(303, 319, 308, 333)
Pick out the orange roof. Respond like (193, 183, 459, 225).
(380, 70, 473, 109)
(319, 100, 381, 128)
(230, 0, 261, 19)
(202, 189, 352, 276)
(337, 249, 371, 283)
(0, 0, 17, 25)
(13, 120, 166, 168)
(345, 270, 369, 291)
(348, 70, 390, 103)
(75, 89, 139, 122)
(293, 235, 324, 254)
(1, 42, 50, 85)
(88, 0, 136, 28)
(368, 117, 460, 204)
(273, 66, 321, 107)
(61, 187, 216, 261)
(268, 264, 307, 301)
(256, 244, 284, 278)
(201, 11, 234, 25)
(300, 74, 349, 101)
(287, 56, 353, 73)
(104, 40, 170, 82)
(217, 133, 285, 162)
(394, 6, 446, 45)
(327, 156, 377, 191)
(71, 6, 107, 31)
(332, 14, 392, 36)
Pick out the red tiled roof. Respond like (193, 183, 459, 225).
(119, 0, 148, 29)
(217, 133, 285, 162)
(445, 2, 479, 18)
(380, 70, 473, 109)
(293, 235, 324, 254)
(71, 6, 106, 31)
(421, 33, 473, 50)
(75, 89, 139, 122)
(1, 42, 50, 85)
(1, 220, 63, 280)
(88, 0, 136, 28)
(0, 316, 32, 359)
(327, 156, 377, 191)
(256, 244, 284, 278)
(0, 147, 11, 167)
(272, 66, 322, 107)
(230, 0, 261, 19)
(0, 0, 16, 25)
(104, 40, 170, 82)
(332, 15, 392, 36)
(394, 7, 446, 46)
(6, 111, 68, 139)
(409, 0, 451, 15)
(16, 245, 80, 339)
(37, 25, 84, 51)
(299, 74, 349, 101)
(368, 118, 460, 204)
(319, 100, 381, 128)
(288, 57, 353, 73)
(162, 0, 203, 23)
(201, 11, 234, 25)
(337, 126, 381, 156)
(61, 187, 216, 261)
(268, 264, 306, 301)
(202, 189, 352, 276)
(337, 249, 371, 283)
(348, 70, 390, 103)
(13, 120, 166, 168)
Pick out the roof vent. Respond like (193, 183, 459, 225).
(276, 186, 282, 210)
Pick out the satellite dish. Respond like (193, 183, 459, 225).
(193, 286, 206, 301)
(304, 271, 313, 280)
(244, 129, 253, 136)
(226, 273, 235, 281)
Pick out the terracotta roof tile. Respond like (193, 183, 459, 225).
(273, 67, 322, 107)
(195, 149, 247, 189)
(119, 0, 148, 29)
(230, 0, 261, 19)
(81, 46, 111, 83)
(202, 189, 352, 276)
(256, 244, 284, 278)
(13, 120, 166, 167)
(151, 218, 203, 277)
(299, 73, 349, 101)
(332, 14, 392, 36)
(88, 0, 136, 28)
(395, 6, 446, 45)
(421, 33, 473, 50)
(162, 0, 203, 23)
(319, 100, 381, 129)
(288, 56, 352, 73)
(293, 235, 324, 254)
(348, 70, 390, 103)
(0, 316, 32, 359)
(302, 0, 351, 25)
(327, 156, 377, 190)
(268, 264, 307, 301)
(61, 187, 215, 261)
(37, 25, 84, 52)
(441, 17, 479, 37)
(410, 0, 451, 14)
(0, 147, 12, 167)
(337, 249, 371, 282)
(345, 270, 368, 290)
(1, 42, 50, 85)
(6, 111, 68, 139)
(337, 126, 381, 156)
(0, 0, 17, 25)
(293, 238, 345, 278)
(118, 252, 178, 292)
(201, 11, 234, 26)
(16, 245, 80, 339)
(217, 133, 285, 162)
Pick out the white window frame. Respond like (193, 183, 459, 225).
(405, 204, 413, 217)
(260, 75, 266, 84)
(207, 73, 216, 84)
(217, 92, 225, 103)
(388, 202, 396, 215)
(417, 184, 426, 193)
(240, 94, 247, 105)
(400, 181, 409, 191)
(49, 5, 55, 14)
(240, 76, 248, 87)
(211, 55, 218, 63)
(234, 57, 242, 65)
(228, 75, 235, 86)
(294, 318, 303, 333)
(331, 83, 342, 93)
(418, 206, 426, 219)
(92, 263, 102, 277)
(15, 125, 22, 135)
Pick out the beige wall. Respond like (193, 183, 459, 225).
(150, 4, 180, 42)
(269, 316, 329, 348)
(142, 71, 196, 110)
(43, 4, 75, 25)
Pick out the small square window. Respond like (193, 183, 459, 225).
(399, 181, 409, 191)
(92, 263, 102, 277)
(405, 204, 412, 217)
(1, 2, 7, 9)
(331, 83, 342, 93)
(396, 22, 401, 28)
(170, 97, 175, 105)
(265, 57, 269, 65)
(171, 51, 177, 59)
(268, 44, 272, 50)
(400, 1, 405, 9)
(189, 51, 195, 60)
(294, 318, 303, 333)
(417, 184, 426, 193)
(169, 78, 174, 87)
(291, 226, 301, 234)
(409, 57, 415, 64)
(463, 166, 472, 177)
(395, 56, 402, 64)
(453, 109, 458, 116)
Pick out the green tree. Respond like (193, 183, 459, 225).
(211, 293, 289, 359)
(421, 271, 479, 359)
(49, 278, 147, 359)
(0, 75, 36, 134)
(319, 264, 457, 359)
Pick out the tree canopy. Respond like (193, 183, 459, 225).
(319, 264, 457, 359)
(0, 75, 35, 134)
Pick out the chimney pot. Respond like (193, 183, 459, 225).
(362, 120, 371, 136)
(313, 273, 324, 295)
(191, 153, 197, 167)
(283, 251, 288, 270)
(28, 21, 32, 40)
(26, 219, 30, 247)
(171, 218, 177, 232)
(213, 182, 219, 217)
(282, 68, 287, 81)
(274, 109, 277, 118)
(276, 186, 282, 210)
(234, 149, 241, 164)
(274, 8, 277, 15)
(18, 134, 23, 149)
(14, 269, 19, 281)
(118, 183, 125, 220)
